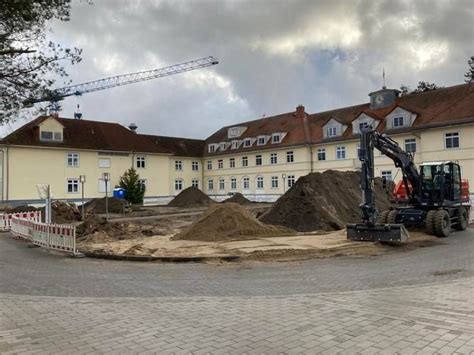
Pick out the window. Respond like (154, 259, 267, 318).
(229, 158, 235, 168)
(191, 178, 199, 188)
(272, 134, 281, 143)
(393, 116, 404, 128)
(271, 176, 279, 189)
(327, 126, 337, 138)
(219, 178, 225, 190)
(256, 176, 264, 189)
(40, 130, 62, 142)
(218, 159, 224, 169)
(244, 139, 252, 147)
(257, 136, 266, 146)
(192, 161, 199, 171)
(175, 179, 183, 191)
(242, 156, 248, 167)
(208, 144, 216, 153)
(445, 132, 459, 149)
(231, 140, 240, 149)
(230, 177, 237, 190)
(286, 151, 294, 163)
(220, 142, 228, 151)
(138, 179, 147, 191)
(381, 171, 392, 181)
(287, 175, 296, 188)
(136, 156, 146, 169)
(99, 179, 112, 193)
(359, 122, 369, 132)
(175, 160, 183, 171)
(270, 153, 278, 165)
(207, 161, 213, 170)
(208, 179, 214, 191)
(67, 153, 79, 167)
(336, 146, 346, 160)
(99, 158, 111, 168)
(242, 177, 250, 190)
(256, 155, 262, 166)
(405, 138, 417, 153)
(317, 148, 326, 161)
(67, 179, 79, 194)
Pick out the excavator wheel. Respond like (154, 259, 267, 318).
(425, 210, 437, 235)
(377, 210, 390, 224)
(434, 210, 451, 238)
(387, 210, 398, 224)
(454, 207, 469, 231)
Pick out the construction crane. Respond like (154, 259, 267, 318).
(24, 56, 219, 117)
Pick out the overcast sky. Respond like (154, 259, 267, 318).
(3, 0, 473, 138)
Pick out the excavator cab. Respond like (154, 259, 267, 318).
(419, 162, 462, 206)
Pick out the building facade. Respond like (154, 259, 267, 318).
(1, 83, 473, 205)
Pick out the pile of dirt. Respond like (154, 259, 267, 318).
(77, 215, 172, 244)
(173, 203, 292, 242)
(222, 193, 252, 205)
(168, 187, 214, 207)
(48, 201, 82, 224)
(84, 197, 127, 214)
(259, 170, 392, 232)
(5, 205, 39, 213)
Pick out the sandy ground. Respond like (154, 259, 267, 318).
(78, 229, 441, 262)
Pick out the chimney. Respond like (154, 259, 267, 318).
(128, 123, 138, 133)
(296, 105, 305, 119)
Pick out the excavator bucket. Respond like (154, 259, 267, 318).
(347, 223, 409, 243)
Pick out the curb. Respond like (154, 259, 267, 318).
(82, 252, 242, 263)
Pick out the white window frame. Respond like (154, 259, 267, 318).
(218, 159, 224, 169)
(230, 177, 237, 190)
(404, 138, 417, 153)
(286, 151, 294, 163)
(317, 148, 326, 161)
(393, 116, 404, 128)
(287, 175, 296, 188)
(136, 156, 146, 169)
(271, 134, 281, 144)
(191, 178, 199, 188)
(256, 176, 264, 190)
(231, 140, 240, 149)
(208, 144, 216, 153)
(336, 146, 346, 160)
(66, 152, 80, 167)
(271, 176, 279, 189)
(207, 160, 213, 170)
(229, 158, 235, 168)
(66, 178, 79, 194)
(192, 161, 199, 171)
(255, 155, 262, 166)
(257, 136, 267, 146)
(243, 138, 252, 147)
(174, 179, 184, 192)
(208, 179, 214, 191)
(175, 160, 183, 171)
(327, 126, 337, 138)
(242, 156, 248, 167)
(219, 178, 225, 191)
(40, 130, 63, 142)
(444, 132, 460, 149)
(242, 177, 250, 190)
(270, 153, 278, 165)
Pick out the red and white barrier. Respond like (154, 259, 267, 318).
(10, 216, 77, 255)
(0, 211, 42, 231)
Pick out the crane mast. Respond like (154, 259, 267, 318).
(24, 56, 219, 106)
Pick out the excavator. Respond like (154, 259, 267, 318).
(347, 127, 471, 243)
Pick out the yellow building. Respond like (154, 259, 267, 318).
(1, 83, 473, 205)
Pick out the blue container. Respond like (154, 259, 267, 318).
(113, 188, 126, 199)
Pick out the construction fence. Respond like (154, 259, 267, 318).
(0, 211, 42, 231)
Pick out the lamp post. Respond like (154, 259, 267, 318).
(79, 175, 86, 220)
(102, 172, 110, 220)
(282, 173, 287, 193)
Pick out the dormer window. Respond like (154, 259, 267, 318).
(257, 136, 267, 146)
(40, 131, 62, 142)
(231, 140, 241, 149)
(359, 122, 369, 131)
(271, 133, 281, 144)
(327, 126, 337, 138)
(243, 138, 252, 147)
(208, 144, 218, 153)
(227, 126, 247, 138)
(220, 142, 229, 151)
(393, 116, 404, 128)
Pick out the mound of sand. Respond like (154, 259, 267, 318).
(84, 197, 127, 214)
(168, 187, 214, 207)
(260, 170, 392, 232)
(222, 193, 252, 205)
(173, 203, 291, 242)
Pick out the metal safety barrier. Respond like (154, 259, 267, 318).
(0, 211, 42, 231)
(10, 216, 77, 255)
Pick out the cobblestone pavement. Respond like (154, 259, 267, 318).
(1, 229, 473, 354)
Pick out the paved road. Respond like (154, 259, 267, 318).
(1, 229, 473, 354)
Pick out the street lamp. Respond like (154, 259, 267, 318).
(79, 175, 86, 220)
(102, 172, 110, 220)
(282, 173, 287, 193)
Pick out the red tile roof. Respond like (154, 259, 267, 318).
(140, 134, 205, 158)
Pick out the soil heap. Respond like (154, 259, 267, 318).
(84, 197, 127, 214)
(259, 170, 392, 232)
(173, 203, 291, 242)
(6, 205, 38, 213)
(222, 193, 252, 205)
(168, 187, 214, 207)
(48, 201, 82, 224)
